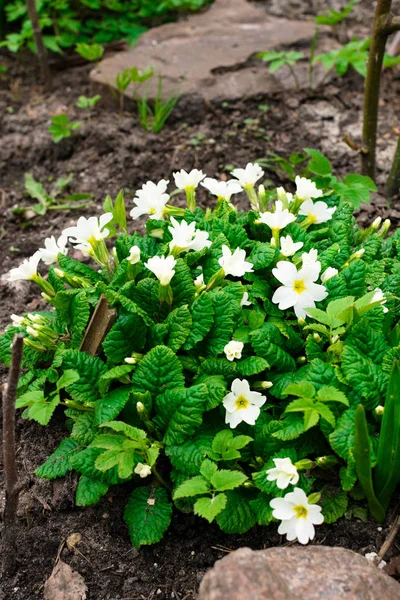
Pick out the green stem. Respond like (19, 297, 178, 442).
(152, 465, 172, 492)
(361, 0, 395, 179)
(60, 401, 93, 412)
(385, 135, 400, 200)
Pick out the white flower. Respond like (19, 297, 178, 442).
(277, 187, 294, 204)
(266, 457, 299, 490)
(124, 357, 137, 364)
(130, 179, 170, 220)
(168, 217, 211, 253)
(194, 273, 205, 287)
(9, 252, 41, 281)
(127, 245, 141, 265)
(201, 178, 243, 201)
(11, 314, 25, 325)
(173, 169, 205, 190)
(258, 201, 296, 232)
(270, 487, 324, 545)
(37, 235, 68, 265)
(63, 213, 112, 254)
(145, 255, 176, 286)
(272, 259, 328, 319)
(223, 378, 267, 429)
(280, 235, 303, 257)
(134, 463, 152, 478)
(299, 199, 336, 224)
(231, 163, 264, 188)
(218, 245, 254, 278)
(295, 176, 324, 202)
(321, 267, 338, 283)
(372, 288, 388, 313)
(241, 291, 252, 307)
(224, 340, 244, 361)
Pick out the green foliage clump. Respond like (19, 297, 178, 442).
(2, 164, 400, 547)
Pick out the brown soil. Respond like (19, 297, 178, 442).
(1, 1, 400, 597)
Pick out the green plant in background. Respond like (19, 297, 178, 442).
(315, 0, 360, 26)
(257, 51, 305, 89)
(13, 173, 93, 217)
(115, 65, 154, 112)
(76, 95, 101, 110)
(49, 114, 81, 143)
(2, 162, 400, 547)
(0, 0, 213, 54)
(75, 42, 104, 63)
(137, 75, 181, 133)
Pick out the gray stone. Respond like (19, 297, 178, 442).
(198, 546, 400, 600)
(90, 0, 334, 106)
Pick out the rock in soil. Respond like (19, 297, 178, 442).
(43, 560, 87, 600)
(198, 546, 400, 600)
(91, 0, 334, 105)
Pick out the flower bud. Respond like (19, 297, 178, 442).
(331, 334, 339, 344)
(371, 216, 382, 230)
(298, 317, 306, 326)
(54, 268, 65, 278)
(313, 333, 321, 343)
(136, 401, 145, 413)
(295, 459, 314, 471)
(26, 326, 39, 338)
(124, 357, 137, 365)
(308, 492, 321, 504)
(377, 219, 391, 237)
(374, 405, 384, 416)
(315, 455, 338, 469)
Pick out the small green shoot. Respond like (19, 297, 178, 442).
(76, 95, 102, 110)
(75, 43, 104, 62)
(257, 50, 305, 89)
(137, 75, 181, 134)
(315, 0, 360, 26)
(49, 114, 81, 143)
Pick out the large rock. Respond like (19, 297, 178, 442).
(198, 546, 400, 600)
(91, 0, 333, 105)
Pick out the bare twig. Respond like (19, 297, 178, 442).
(79, 294, 116, 356)
(25, 0, 51, 87)
(376, 514, 400, 565)
(2, 334, 25, 576)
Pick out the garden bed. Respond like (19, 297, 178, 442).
(1, 1, 400, 597)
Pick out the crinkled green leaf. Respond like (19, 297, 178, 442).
(124, 486, 172, 547)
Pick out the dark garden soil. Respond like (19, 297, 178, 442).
(1, 0, 400, 597)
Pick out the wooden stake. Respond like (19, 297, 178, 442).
(2, 334, 25, 576)
(25, 0, 51, 87)
(79, 294, 117, 356)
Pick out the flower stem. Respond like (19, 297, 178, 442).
(152, 465, 172, 492)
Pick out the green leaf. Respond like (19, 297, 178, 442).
(200, 459, 218, 481)
(103, 312, 147, 364)
(320, 488, 348, 524)
(131, 345, 184, 396)
(341, 345, 387, 409)
(317, 386, 349, 405)
(173, 475, 211, 499)
(249, 243, 277, 269)
(71, 447, 122, 485)
(237, 356, 269, 376)
(94, 387, 131, 426)
(305, 148, 332, 176)
(99, 365, 134, 396)
(71, 412, 97, 445)
(194, 494, 227, 523)
(71, 292, 91, 347)
(57, 369, 80, 390)
(76, 476, 109, 506)
(206, 290, 235, 356)
(164, 384, 208, 445)
(211, 470, 248, 491)
(166, 425, 217, 476)
(184, 292, 214, 350)
(329, 406, 356, 460)
(250, 493, 274, 526)
(216, 490, 257, 534)
(165, 305, 192, 351)
(272, 413, 305, 441)
(285, 381, 315, 398)
(62, 350, 107, 403)
(35, 438, 80, 479)
(124, 486, 173, 547)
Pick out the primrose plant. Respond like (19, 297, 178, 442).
(2, 161, 400, 547)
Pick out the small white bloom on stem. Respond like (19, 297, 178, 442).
(231, 163, 264, 187)
(10, 314, 25, 325)
(299, 199, 336, 225)
(194, 273, 205, 288)
(266, 457, 299, 489)
(224, 340, 244, 361)
(130, 180, 170, 220)
(270, 487, 324, 545)
(321, 267, 338, 283)
(257, 201, 296, 241)
(295, 176, 324, 202)
(272, 259, 327, 319)
(223, 378, 267, 428)
(145, 255, 176, 286)
(37, 235, 68, 265)
(371, 216, 382, 230)
(372, 288, 388, 313)
(168, 217, 211, 253)
(124, 357, 137, 364)
(63, 213, 112, 245)
(127, 245, 141, 265)
(134, 463, 152, 478)
(173, 169, 205, 190)
(280, 235, 303, 257)
(241, 291, 252, 307)
(218, 245, 254, 277)
(201, 178, 243, 201)
(277, 186, 294, 205)
(9, 252, 41, 281)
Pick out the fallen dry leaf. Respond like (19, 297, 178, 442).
(43, 560, 87, 600)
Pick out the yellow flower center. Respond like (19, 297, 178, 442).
(308, 214, 318, 224)
(294, 504, 308, 519)
(293, 279, 306, 294)
(235, 395, 249, 410)
(149, 207, 157, 215)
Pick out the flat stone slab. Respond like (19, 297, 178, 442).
(198, 546, 400, 600)
(91, 0, 331, 103)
